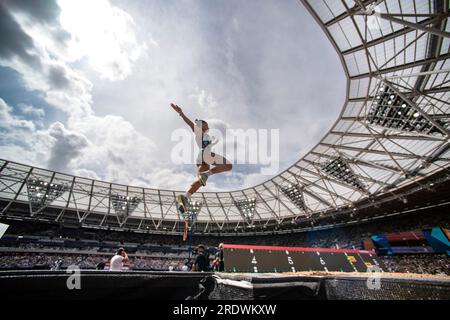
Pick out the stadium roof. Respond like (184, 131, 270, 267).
(0, 0, 449, 234)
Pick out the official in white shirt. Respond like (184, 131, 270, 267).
(110, 248, 129, 271)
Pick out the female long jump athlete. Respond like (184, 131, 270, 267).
(171, 103, 232, 215)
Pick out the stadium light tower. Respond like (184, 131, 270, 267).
(110, 194, 141, 219)
(26, 178, 68, 213)
(186, 200, 202, 221)
(366, 85, 446, 135)
(234, 198, 257, 223)
(280, 183, 307, 211)
(321, 157, 365, 191)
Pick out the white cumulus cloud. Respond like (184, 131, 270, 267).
(58, 0, 149, 81)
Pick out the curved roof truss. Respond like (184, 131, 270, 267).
(0, 0, 449, 234)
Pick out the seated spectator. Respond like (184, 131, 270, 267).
(96, 262, 106, 270)
(181, 263, 190, 272)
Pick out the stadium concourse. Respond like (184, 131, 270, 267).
(0, 0, 450, 300)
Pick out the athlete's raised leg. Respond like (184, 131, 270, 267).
(198, 152, 232, 186)
(210, 152, 232, 174)
(188, 163, 210, 194)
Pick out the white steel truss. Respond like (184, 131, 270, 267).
(0, 0, 449, 234)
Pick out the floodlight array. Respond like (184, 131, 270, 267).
(367, 86, 445, 135)
(110, 194, 141, 217)
(321, 157, 365, 191)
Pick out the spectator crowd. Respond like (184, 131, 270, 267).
(381, 254, 449, 275)
(0, 210, 448, 274)
(0, 252, 187, 271)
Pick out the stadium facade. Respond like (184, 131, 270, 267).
(0, 0, 449, 235)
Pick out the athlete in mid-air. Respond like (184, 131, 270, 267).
(171, 103, 232, 215)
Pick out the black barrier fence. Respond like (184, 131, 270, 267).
(0, 270, 449, 300)
(0, 270, 208, 300)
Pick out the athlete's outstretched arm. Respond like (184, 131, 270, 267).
(171, 103, 194, 132)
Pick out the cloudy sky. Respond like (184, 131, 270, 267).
(0, 0, 345, 191)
